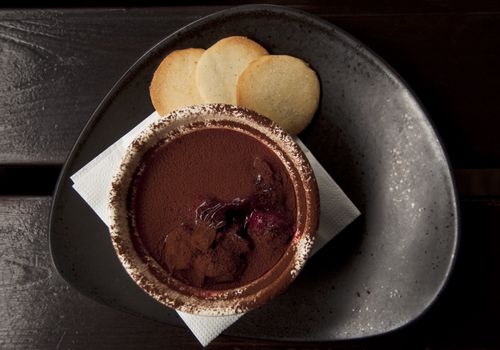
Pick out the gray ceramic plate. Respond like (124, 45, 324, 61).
(49, 4, 459, 341)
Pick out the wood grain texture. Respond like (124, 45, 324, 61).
(0, 8, 216, 164)
(0, 7, 499, 167)
(0, 4, 498, 349)
(1, 197, 499, 349)
(0, 197, 199, 349)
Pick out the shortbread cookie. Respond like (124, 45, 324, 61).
(196, 36, 268, 104)
(236, 55, 320, 135)
(150, 48, 205, 116)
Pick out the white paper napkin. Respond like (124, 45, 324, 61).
(71, 111, 360, 346)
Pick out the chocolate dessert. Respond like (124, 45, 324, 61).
(129, 128, 296, 290)
(109, 104, 319, 315)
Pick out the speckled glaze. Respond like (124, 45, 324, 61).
(50, 4, 459, 341)
(108, 104, 319, 315)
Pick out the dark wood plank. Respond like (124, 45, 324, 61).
(0, 196, 199, 349)
(454, 169, 500, 197)
(1, 196, 499, 349)
(0, 7, 499, 167)
(3, 0, 500, 13)
(0, 7, 217, 164)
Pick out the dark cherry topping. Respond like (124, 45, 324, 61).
(131, 128, 296, 290)
(162, 157, 294, 288)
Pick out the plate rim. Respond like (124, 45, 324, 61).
(48, 3, 460, 341)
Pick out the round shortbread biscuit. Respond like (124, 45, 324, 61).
(236, 55, 320, 135)
(196, 36, 268, 104)
(150, 48, 205, 116)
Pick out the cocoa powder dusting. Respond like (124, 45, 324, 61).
(129, 128, 296, 290)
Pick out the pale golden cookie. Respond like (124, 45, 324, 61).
(236, 55, 320, 135)
(150, 48, 205, 116)
(196, 36, 268, 104)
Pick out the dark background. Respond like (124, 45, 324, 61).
(1, 1, 499, 349)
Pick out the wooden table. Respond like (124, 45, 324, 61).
(1, 2, 499, 349)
